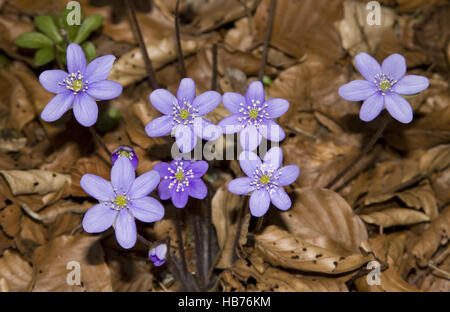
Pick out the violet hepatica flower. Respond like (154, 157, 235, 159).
(149, 244, 167, 267)
(339, 53, 429, 124)
(145, 78, 222, 153)
(39, 43, 123, 127)
(154, 159, 208, 208)
(111, 145, 139, 170)
(228, 147, 299, 217)
(218, 81, 289, 151)
(81, 157, 164, 249)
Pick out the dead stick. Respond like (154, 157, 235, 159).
(258, 0, 276, 81)
(175, 0, 187, 78)
(211, 44, 218, 91)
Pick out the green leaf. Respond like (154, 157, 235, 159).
(263, 75, 273, 87)
(34, 46, 55, 66)
(96, 108, 121, 133)
(34, 15, 63, 43)
(15, 32, 53, 49)
(73, 14, 103, 44)
(81, 41, 96, 62)
(61, 6, 82, 42)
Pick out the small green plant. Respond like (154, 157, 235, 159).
(15, 7, 103, 66)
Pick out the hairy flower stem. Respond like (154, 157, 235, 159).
(175, 0, 187, 78)
(89, 126, 111, 159)
(326, 114, 390, 190)
(258, 0, 277, 81)
(175, 209, 189, 277)
(211, 44, 218, 91)
(125, 0, 159, 89)
(232, 196, 249, 263)
(192, 212, 206, 289)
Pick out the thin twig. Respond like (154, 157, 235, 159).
(428, 262, 450, 279)
(211, 43, 218, 91)
(254, 215, 265, 234)
(326, 114, 390, 189)
(125, 0, 159, 89)
(89, 126, 111, 158)
(175, 0, 187, 78)
(232, 196, 249, 263)
(192, 213, 206, 289)
(175, 209, 189, 276)
(258, 0, 277, 81)
(286, 124, 317, 140)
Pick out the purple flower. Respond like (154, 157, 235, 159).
(81, 157, 164, 249)
(218, 81, 289, 151)
(228, 147, 299, 217)
(339, 53, 429, 124)
(154, 159, 208, 208)
(39, 43, 123, 127)
(149, 244, 167, 267)
(145, 78, 222, 153)
(111, 146, 139, 169)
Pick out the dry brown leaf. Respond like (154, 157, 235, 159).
(211, 182, 250, 269)
(256, 225, 370, 274)
(360, 208, 430, 228)
(70, 156, 110, 197)
(0, 249, 33, 292)
(0, 203, 22, 237)
(109, 38, 200, 88)
(336, 0, 396, 56)
(411, 205, 450, 267)
(0, 169, 71, 196)
(32, 234, 112, 291)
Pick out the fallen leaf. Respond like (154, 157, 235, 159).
(0, 249, 33, 292)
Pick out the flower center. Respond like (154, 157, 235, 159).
(118, 150, 133, 159)
(175, 171, 184, 181)
(248, 109, 259, 119)
(165, 161, 195, 192)
(72, 80, 83, 91)
(179, 109, 190, 120)
(114, 195, 128, 208)
(374, 73, 396, 95)
(260, 174, 271, 185)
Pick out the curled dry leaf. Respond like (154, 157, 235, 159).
(0, 249, 33, 292)
(336, 0, 396, 56)
(360, 207, 430, 228)
(109, 38, 200, 87)
(211, 182, 250, 269)
(70, 156, 111, 197)
(0, 204, 22, 237)
(411, 205, 450, 267)
(21, 200, 91, 224)
(256, 225, 370, 275)
(32, 234, 112, 291)
(0, 169, 71, 196)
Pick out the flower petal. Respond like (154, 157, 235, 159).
(153, 162, 171, 178)
(72, 92, 98, 127)
(263, 147, 283, 170)
(175, 125, 197, 153)
(359, 93, 384, 122)
(158, 178, 171, 200)
(39, 70, 69, 94)
(129, 196, 164, 222)
(82, 203, 116, 233)
(338, 80, 377, 101)
(393, 75, 429, 95)
(150, 89, 176, 115)
(80, 174, 114, 201)
(192, 91, 221, 115)
(238, 150, 261, 178)
(67, 43, 86, 74)
(259, 120, 285, 142)
(193, 117, 222, 141)
(384, 92, 413, 124)
(40, 92, 74, 122)
(355, 52, 381, 81)
(84, 55, 116, 83)
(277, 165, 299, 186)
(177, 78, 196, 104)
(111, 156, 136, 194)
(223, 92, 246, 114)
(249, 189, 270, 217)
(86, 80, 122, 100)
(145, 115, 173, 137)
(381, 53, 406, 81)
(240, 125, 262, 151)
(245, 81, 265, 106)
(171, 188, 189, 208)
(270, 188, 291, 211)
(114, 209, 137, 249)
(188, 179, 207, 199)
(218, 114, 244, 134)
(189, 160, 208, 178)
(228, 177, 252, 195)
(265, 98, 289, 118)
(129, 170, 160, 199)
